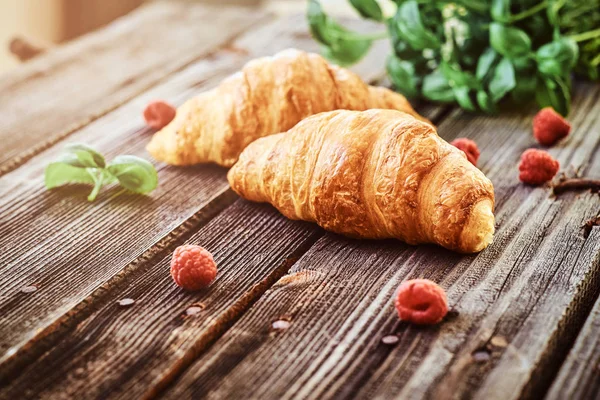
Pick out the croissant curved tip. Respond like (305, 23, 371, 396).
(459, 199, 495, 253)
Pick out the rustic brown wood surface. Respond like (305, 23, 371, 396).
(547, 289, 600, 400)
(0, 2, 269, 176)
(0, 11, 392, 379)
(1, 2, 599, 400)
(165, 84, 600, 400)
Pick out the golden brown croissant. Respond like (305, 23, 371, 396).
(146, 49, 429, 167)
(228, 109, 495, 253)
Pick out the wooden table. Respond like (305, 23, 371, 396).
(1, 3, 599, 399)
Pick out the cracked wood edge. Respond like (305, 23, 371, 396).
(546, 284, 600, 399)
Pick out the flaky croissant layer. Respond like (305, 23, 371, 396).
(146, 48, 429, 167)
(228, 109, 495, 253)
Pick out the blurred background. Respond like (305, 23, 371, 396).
(0, 0, 368, 73)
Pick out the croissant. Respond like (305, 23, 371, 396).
(146, 49, 429, 167)
(228, 109, 495, 253)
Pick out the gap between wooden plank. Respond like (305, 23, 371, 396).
(0, 2, 271, 177)
(161, 83, 600, 400)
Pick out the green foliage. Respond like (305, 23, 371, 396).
(44, 144, 159, 201)
(307, 0, 373, 66)
(349, 0, 383, 21)
(306, 0, 600, 115)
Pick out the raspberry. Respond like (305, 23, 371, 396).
(144, 100, 176, 130)
(451, 138, 480, 166)
(533, 107, 571, 146)
(394, 279, 448, 325)
(170, 245, 217, 291)
(518, 149, 560, 186)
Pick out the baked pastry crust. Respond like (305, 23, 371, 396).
(146, 49, 429, 167)
(228, 109, 495, 253)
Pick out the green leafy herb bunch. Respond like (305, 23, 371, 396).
(308, 0, 600, 115)
(45, 143, 159, 201)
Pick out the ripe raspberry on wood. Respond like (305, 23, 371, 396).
(518, 149, 560, 185)
(451, 138, 480, 166)
(144, 100, 176, 130)
(170, 245, 217, 291)
(533, 107, 571, 146)
(394, 279, 448, 325)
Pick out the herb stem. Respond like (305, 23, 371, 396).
(505, 1, 548, 23)
(87, 171, 104, 201)
(568, 28, 600, 42)
(329, 31, 389, 41)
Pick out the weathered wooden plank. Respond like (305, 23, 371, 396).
(0, 200, 321, 400)
(165, 83, 600, 399)
(546, 282, 600, 399)
(0, 13, 404, 386)
(0, 2, 270, 175)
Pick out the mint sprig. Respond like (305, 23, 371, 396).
(44, 143, 158, 201)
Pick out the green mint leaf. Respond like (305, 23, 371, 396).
(476, 90, 497, 113)
(422, 70, 455, 103)
(106, 155, 158, 195)
(321, 39, 372, 67)
(476, 48, 500, 82)
(536, 75, 571, 116)
(452, 86, 476, 112)
(491, 0, 510, 22)
(511, 73, 538, 104)
(386, 55, 419, 98)
(488, 57, 516, 102)
(536, 37, 579, 77)
(440, 62, 480, 90)
(65, 143, 106, 168)
(307, 0, 372, 66)
(350, 0, 383, 22)
(44, 159, 96, 190)
(394, 1, 440, 51)
(489, 23, 532, 59)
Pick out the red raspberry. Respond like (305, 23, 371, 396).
(451, 138, 480, 166)
(170, 245, 217, 291)
(518, 149, 560, 185)
(144, 100, 176, 130)
(394, 279, 448, 325)
(533, 107, 571, 146)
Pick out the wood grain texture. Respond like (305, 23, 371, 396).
(546, 288, 600, 400)
(166, 83, 600, 400)
(0, 200, 321, 400)
(0, 1, 270, 175)
(0, 11, 404, 389)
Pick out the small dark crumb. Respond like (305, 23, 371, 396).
(20, 285, 38, 294)
(117, 298, 135, 307)
(444, 309, 460, 321)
